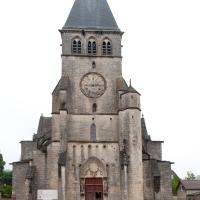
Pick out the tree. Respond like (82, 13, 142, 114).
(185, 171, 196, 180)
(0, 154, 12, 198)
(0, 153, 6, 184)
(172, 174, 180, 195)
(2, 170, 12, 185)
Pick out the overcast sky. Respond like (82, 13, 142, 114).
(0, 0, 200, 178)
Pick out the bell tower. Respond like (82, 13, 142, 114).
(57, 0, 123, 115)
(53, 0, 144, 199)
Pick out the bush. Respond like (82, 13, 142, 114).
(2, 170, 12, 185)
(0, 184, 12, 198)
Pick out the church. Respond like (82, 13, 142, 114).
(12, 0, 173, 199)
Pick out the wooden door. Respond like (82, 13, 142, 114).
(85, 178, 103, 200)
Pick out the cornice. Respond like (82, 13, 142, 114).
(61, 54, 122, 59)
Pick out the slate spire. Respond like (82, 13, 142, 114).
(63, 0, 120, 31)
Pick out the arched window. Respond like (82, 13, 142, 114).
(72, 38, 82, 54)
(102, 39, 112, 55)
(90, 124, 96, 141)
(88, 38, 97, 55)
(92, 103, 97, 112)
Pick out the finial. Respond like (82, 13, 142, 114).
(142, 114, 144, 118)
(41, 113, 43, 117)
(129, 79, 132, 87)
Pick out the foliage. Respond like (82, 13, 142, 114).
(0, 154, 5, 175)
(172, 174, 180, 195)
(2, 170, 12, 185)
(0, 154, 12, 198)
(185, 171, 196, 180)
(0, 184, 12, 198)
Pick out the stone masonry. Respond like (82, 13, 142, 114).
(12, 0, 173, 199)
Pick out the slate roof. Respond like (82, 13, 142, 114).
(141, 116, 151, 141)
(63, 0, 120, 31)
(181, 180, 200, 190)
(128, 85, 140, 95)
(37, 115, 52, 137)
(52, 76, 69, 95)
(116, 77, 128, 91)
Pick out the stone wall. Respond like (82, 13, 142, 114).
(12, 161, 29, 200)
(66, 142, 121, 200)
(143, 160, 154, 200)
(158, 161, 173, 200)
(21, 141, 37, 161)
(61, 56, 122, 114)
(147, 141, 162, 160)
(32, 149, 47, 189)
(66, 115, 119, 141)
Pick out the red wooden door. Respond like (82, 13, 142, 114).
(85, 178, 103, 200)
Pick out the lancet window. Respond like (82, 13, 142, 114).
(90, 124, 96, 141)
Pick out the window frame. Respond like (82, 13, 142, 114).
(87, 37, 97, 56)
(102, 38, 112, 56)
(72, 37, 82, 54)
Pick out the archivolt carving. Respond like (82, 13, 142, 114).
(80, 157, 107, 178)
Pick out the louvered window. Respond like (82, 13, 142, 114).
(72, 38, 82, 54)
(88, 39, 97, 55)
(102, 39, 112, 55)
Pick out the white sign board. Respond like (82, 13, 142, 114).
(37, 190, 58, 200)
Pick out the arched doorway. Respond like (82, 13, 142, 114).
(80, 157, 107, 200)
(85, 178, 103, 200)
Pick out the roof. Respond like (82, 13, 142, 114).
(141, 116, 151, 141)
(181, 180, 200, 190)
(187, 192, 200, 197)
(63, 0, 120, 31)
(116, 77, 128, 91)
(52, 76, 69, 95)
(128, 85, 140, 95)
(37, 115, 52, 137)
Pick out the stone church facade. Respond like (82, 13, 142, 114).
(12, 0, 173, 199)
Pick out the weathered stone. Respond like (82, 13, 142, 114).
(11, 0, 173, 199)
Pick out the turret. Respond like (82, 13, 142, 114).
(118, 80, 144, 200)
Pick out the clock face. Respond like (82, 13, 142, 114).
(80, 72, 106, 98)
